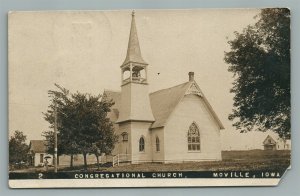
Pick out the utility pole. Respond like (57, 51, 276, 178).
(54, 101, 58, 173)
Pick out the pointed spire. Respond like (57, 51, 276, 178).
(122, 10, 147, 66)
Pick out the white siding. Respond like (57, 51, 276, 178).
(164, 94, 221, 162)
(276, 139, 291, 150)
(117, 122, 132, 155)
(118, 83, 154, 122)
(151, 127, 165, 162)
(34, 153, 53, 166)
(130, 122, 153, 163)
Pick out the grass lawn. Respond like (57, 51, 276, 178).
(10, 150, 291, 173)
(103, 150, 290, 172)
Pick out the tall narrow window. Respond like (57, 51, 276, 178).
(139, 137, 145, 152)
(188, 122, 200, 151)
(156, 137, 160, 152)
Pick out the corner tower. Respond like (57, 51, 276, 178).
(117, 11, 155, 123)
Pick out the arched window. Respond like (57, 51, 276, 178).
(156, 137, 160, 152)
(188, 123, 200, 151)
(121, 132, 128, 141)
(139, 137, 145, 152)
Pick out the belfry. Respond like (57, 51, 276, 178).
(104, 11, 224, 164)
(117, 10, 155, 123)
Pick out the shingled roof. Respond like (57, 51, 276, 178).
(103, 81, 224, 129)
(122, 11, 147, 66)
(29, 140, 47, 153)
(149, 82, 191, 128)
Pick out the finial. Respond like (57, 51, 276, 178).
(132, 10, 135, 17)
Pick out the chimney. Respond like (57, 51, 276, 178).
(188, 72, 194, 81)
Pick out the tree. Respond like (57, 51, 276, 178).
(42, 130, 69, 166)
(69, 92, 117, 169)
(9, 130, 29, 165)
(43, 84, 73, 166)
(224, 8, 290, 138)
(90, 144, 101, 170)
(43, 84, 118, 170)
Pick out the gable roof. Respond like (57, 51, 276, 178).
(149, 82, 191, 128)
(263, 135, 277, 145)
(29, 140, 47, 153)
(103, 81, 224, 129)
(193, 82, 225, 130)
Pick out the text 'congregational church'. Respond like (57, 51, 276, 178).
(103, 11, 224, 164)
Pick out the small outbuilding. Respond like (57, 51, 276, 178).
(28, 140, 53, 167)
(263, 135, 277, 150)
(263, 135, 291, 150)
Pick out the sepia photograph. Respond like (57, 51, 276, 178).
(8, 9, 291, 188)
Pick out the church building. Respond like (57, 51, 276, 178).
(103, 11, 224, 164)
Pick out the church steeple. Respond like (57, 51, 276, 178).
(121, 11, 149, 86)
(122, 10, 147, 66)
(117, 11, 154, 123)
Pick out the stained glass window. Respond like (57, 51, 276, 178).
(188, 123, 200, 151)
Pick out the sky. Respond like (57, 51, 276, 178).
(8, 9, 278, 150)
